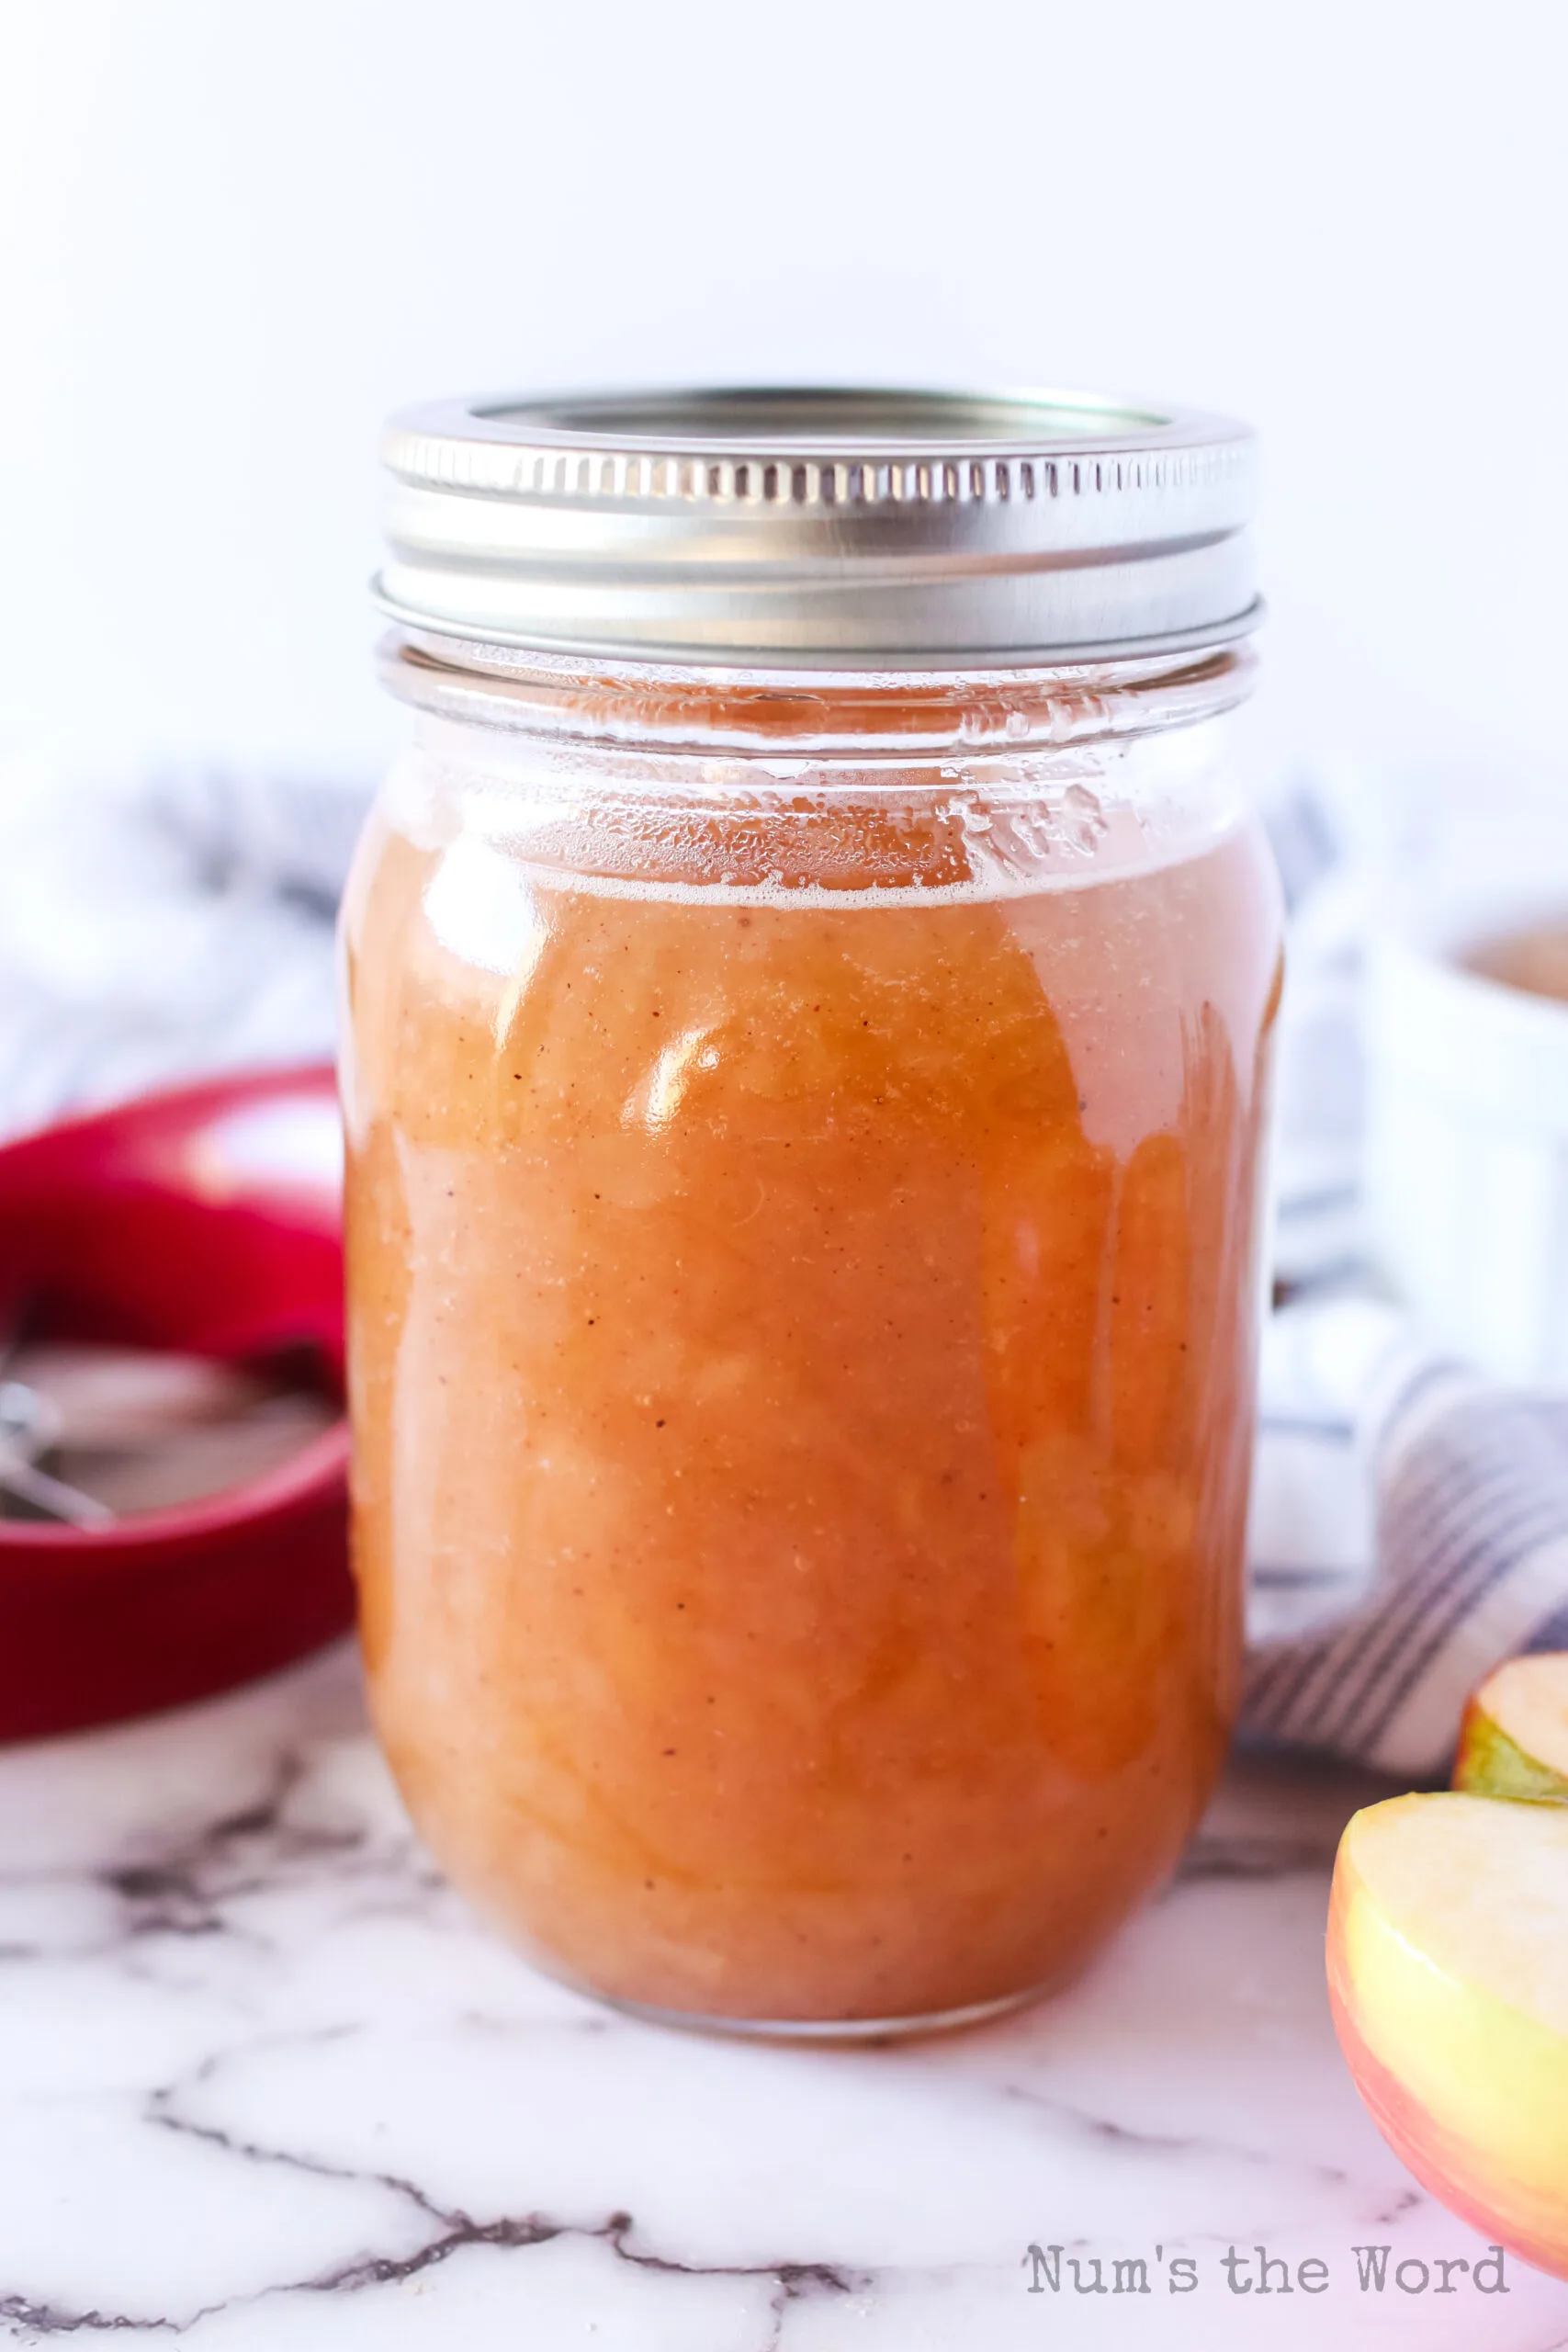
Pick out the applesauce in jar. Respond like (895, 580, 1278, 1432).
(345, 388, 1280, 2030)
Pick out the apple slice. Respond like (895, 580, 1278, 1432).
(1455, 1653, 1568, 1805)
(1328, 1792, 1568, 2279)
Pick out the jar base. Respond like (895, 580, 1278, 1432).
(589, 1981, 1049, 2044)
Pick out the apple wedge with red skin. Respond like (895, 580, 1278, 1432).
(1327, 1792, 1568, 2280)
(1455, 1653, 1568, 1805)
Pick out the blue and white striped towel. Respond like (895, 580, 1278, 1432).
(2, 760, 1562, 1778)
(1245, 1295, 1568, 1775)
(1244, 786, 1568, 1775)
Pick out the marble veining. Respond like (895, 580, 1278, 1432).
(3, 1650, 1567, 2350)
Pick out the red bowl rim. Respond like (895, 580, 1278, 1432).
(0, 1060, 346, 1561)
(0, 1057, 339, 1155)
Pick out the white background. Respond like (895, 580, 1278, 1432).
(4, 0, 1566, 797)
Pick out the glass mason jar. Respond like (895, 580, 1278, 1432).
(343, 390, 1282, 2033)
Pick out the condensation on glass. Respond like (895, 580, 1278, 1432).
(343, 390, 1283, 2032)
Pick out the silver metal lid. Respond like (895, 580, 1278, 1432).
(378, 387, 1260, 670)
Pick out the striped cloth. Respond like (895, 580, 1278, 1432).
(1245, 785, 1568, 1776)
(2, 760, 1563, 1777)
(1244, 1296, 1568, 1776)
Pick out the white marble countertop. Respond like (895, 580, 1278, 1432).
(4, 1647, 1568, 2351)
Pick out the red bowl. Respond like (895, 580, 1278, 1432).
(0, 1065, 352, 1741)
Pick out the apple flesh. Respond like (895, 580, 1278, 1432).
(1328, 1792, 1568, 2279)
(1455, 1653, 1568, 1805)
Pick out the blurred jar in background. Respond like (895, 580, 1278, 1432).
(1364, 817, 1568, 1392)
(342, 390, 1282, 2031)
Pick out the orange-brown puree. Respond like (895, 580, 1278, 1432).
(1468, 920, 1568, 1005)
(344, 787, 1280, 2025)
